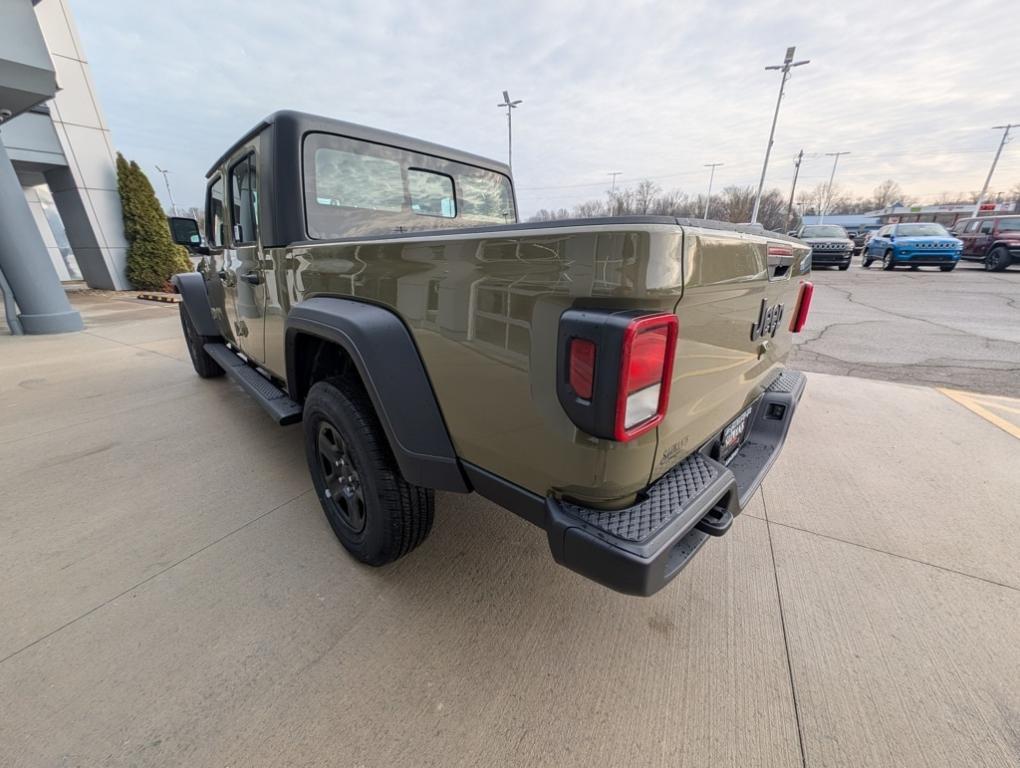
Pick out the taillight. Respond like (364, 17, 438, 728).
(615, 314, 678, 441)
(568, 338, 596, 400)
(790, 281, 814, 333)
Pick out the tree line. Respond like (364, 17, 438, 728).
(529, 178, 1020, 230)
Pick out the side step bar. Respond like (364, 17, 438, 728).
(203, 343, 302, 425)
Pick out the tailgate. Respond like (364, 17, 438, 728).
(651, 226, 810, 482)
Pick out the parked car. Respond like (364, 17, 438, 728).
(861, 222, 962, 271)
(170, 109, 812, 596)
(793, 224, 854, 270)
(952, 215, 1020, 271)
(849, 225, 880, 255)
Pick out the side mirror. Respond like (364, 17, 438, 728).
(168, 216, 202, 251)
(888, 235, 895, 242)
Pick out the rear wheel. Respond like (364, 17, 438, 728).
(179, 306, 224, 378)
(985, 246, 1010, 272)
(882, 250, 896, 270)
(303, 378, 434, 566)
(940, 264, 957, 272)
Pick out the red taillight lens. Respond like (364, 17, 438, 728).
(790, 281, 814, 333)
(568, 338, 596, 400)
(615, 314, 678, 441)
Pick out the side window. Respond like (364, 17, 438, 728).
(979, 220, 994, 235)
(229, 154, 258, 245)
(997, 218, 1020, 232)
(408, 169, 456, 218)
(206, 176, 225, 248)
(964, 220, 979, 233)
(313, 148, 404, 212)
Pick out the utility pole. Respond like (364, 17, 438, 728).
(703, 163, 723, 219)
(819, 151, 850, 224)
(608, 171, 622, 194)
(973, 123, 1017, 218)
(751, 46, 810, 224)
(496, 90, 522, 169)
(784, 150, 804, 232)
(155, 165, 177, 216)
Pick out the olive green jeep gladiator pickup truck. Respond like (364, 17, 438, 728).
(173, 110, 812, 596)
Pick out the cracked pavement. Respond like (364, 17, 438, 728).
(791, 260, 1020, 396)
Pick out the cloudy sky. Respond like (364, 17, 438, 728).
(69, 0, 1020, 218)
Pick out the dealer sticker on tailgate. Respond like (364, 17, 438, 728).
(721, 406, 753, 457)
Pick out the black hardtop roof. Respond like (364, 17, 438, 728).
(206, 109, 512, 179)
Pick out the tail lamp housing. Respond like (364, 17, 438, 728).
(790, 281, 814, 333)
(558, 309, 678, 441)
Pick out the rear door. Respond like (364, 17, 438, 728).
(222, 151, 266, 363)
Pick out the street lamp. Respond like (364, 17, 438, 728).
(750, 46, 810, 225)
(703, 163, 723, 219)
(155, 165, 177, 216)
(608, 171, 622, 195)
(819, 151, 850, 224)
(497, 90, 522, 169)
(973, 123, 1018, 218)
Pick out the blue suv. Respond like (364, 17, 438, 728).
(862, 222, 962, 271)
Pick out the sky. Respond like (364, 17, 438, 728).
(68, 0, 1020, 219)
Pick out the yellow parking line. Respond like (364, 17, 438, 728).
(939, 388, 1020, 440)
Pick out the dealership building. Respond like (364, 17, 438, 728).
(1, 0, 128, 334)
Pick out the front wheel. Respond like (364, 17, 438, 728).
(303, 378, 434, 566)
(861, 254, 872, 268)
(882, 250, 896, 270)
(985, 246, 1010, 272)
(179, 306, 224, 378)
(838, 262, 850, 271)
(940, 263, 957, 272)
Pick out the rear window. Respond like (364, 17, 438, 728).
(304, 133, 515, 239)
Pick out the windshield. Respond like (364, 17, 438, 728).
(801, 225, 847, 238)
(896, 223, 948, 237)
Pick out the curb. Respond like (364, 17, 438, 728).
(137, 293, 180, 304)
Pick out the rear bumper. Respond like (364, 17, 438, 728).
(545, 369, 806, 596)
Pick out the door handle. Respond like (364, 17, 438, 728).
(240, 271, 262, 285)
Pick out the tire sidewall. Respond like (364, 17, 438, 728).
(883, 250, 895, 270)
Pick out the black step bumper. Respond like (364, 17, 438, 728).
(545, 369, 806, 596)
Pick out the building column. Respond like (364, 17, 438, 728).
(0, 136, 82, 333)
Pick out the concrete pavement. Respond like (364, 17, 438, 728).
(1, 291, 1018, 767)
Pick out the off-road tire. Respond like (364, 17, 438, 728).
(985, 246, 1010, 272)
(940, 263, 957, 272)
(882, 250, 896, 270)
(303, 377, 434, 566)
(179, 306, 224, 378)
(838, 262, 850, 271)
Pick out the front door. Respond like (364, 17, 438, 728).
(973, 219, 995, 260)
(222, 152, 265, 363)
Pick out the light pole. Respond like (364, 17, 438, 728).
(751, 46, 810, 224)
(703, 163, 723, 219)
(973, 123, 1017, 218)
(496, 90, 522, 169)
(785, 149, 804, 232)
(608, 171, 622, 195)
(819, 151, 850, 223)
(155, 165, 177, 216)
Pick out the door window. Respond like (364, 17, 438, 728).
(206, 176, 225, 247)
(229, 154, 259, 245)
(979, 220, 994, 235)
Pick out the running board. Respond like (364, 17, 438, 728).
(203, 343, 302, 425)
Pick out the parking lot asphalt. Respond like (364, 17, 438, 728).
(1, 290, 1018, 767)
(792, 258, 1020, 397)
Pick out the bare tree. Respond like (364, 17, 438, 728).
(872, 179, 903, 209)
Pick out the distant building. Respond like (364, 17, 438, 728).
(869, 201, 1018, 227)
(1, 0, 128, 333)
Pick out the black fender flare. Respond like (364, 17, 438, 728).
(285, 297, 469, 493)
(172, 272, 220, 338)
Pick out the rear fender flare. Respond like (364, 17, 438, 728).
(285, 297, 469, 492)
